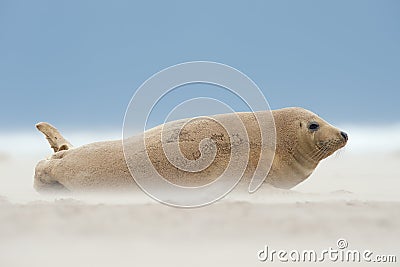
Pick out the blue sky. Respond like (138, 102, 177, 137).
(1, 0, 399, 131)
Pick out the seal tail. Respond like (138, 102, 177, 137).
(36, 122, 73, 152)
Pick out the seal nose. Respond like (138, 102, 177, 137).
(340, 131, 348, 142)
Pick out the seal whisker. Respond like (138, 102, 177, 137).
(301, 148, 319, 163)
(314, 146, 329, 161)
(314, 148, 327, 161)
(313, 143, 329, 158)
(305, 147, 325, 163)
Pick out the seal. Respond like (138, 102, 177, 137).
(33, 107, 348, 193)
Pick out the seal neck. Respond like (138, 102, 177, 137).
(292, 145, 320, 169)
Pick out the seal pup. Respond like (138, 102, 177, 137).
(33, 107, 348, 193)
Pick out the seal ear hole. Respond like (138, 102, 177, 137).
(299, 122, 303, 128)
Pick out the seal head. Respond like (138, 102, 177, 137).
(268, 107, 348, 189)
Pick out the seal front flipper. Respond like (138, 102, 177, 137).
(36, 122, 73, 152)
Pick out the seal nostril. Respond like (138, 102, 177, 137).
(340, 131, 348, 141)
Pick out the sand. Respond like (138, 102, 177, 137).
(0, 131, 399, 266)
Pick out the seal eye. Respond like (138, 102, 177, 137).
(308, 122, 319, 131)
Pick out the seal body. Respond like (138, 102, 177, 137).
(34, 107, 348, 193)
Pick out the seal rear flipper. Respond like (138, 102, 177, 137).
(36, 122, 73, 152)
(34, 159, 70, 194)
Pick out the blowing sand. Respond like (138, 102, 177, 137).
(0, 131, 399, 266)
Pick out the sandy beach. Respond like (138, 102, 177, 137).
(0, 198, 399, 267)
(0, 134, 399, 267)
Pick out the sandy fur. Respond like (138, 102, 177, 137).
(34, 107, 347, 193)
